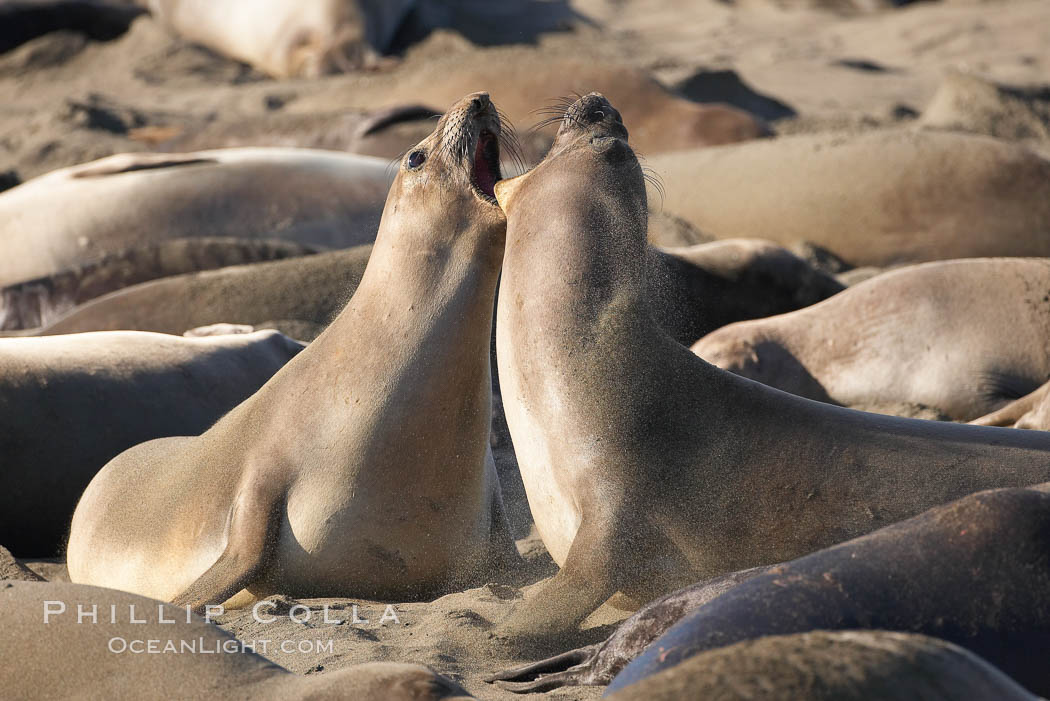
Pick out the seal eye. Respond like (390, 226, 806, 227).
(407, 151, 426, 169)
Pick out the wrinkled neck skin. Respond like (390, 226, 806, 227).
(233, 171, 505, 474)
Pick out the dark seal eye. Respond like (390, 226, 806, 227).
(407, 151, 426, 169)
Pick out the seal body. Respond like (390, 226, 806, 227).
(0, 238, 316, 331)
(494, 93, 1050, 641)
(972, 378, 1050, 431)
(607, 486, 1050, 696)
(693, 258, 1050, 421)
(25, 246, 374, 340)
(1, 581, 473, 700)
(142, 0, 416, 77)
(605, 631, 1039, 701)
(0, 330, 302, 556)
(648, 129, 1050, 267)
(67, 93, 518, 609)
(0, 148, 392, 287)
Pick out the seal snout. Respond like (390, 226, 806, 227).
(560, 92, 629, 142)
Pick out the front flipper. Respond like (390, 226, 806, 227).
(171, 480, 284, 615)
(494, 514, 627, 649)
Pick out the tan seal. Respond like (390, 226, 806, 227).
(647, 128, 1050, 267)
(2, 581, 473, 700)
(692, 258, 1050, 421)
(139, 0, 416, 78)
(0, 147, 392, 287)
(67, 92, 518, 610)
(493, 93, 1050, 642)
(0, 329, 301, 557)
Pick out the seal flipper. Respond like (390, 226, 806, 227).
(486, 645, 599, 692)
(495, 514, 627, 646)
(171, 480, 284, 615)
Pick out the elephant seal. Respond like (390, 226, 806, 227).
(2, 581, 472, 700)
(0, 238, 316, 331)
(0, 329, 302, 557)
(692, 258, 1050, 421)
(67, 92, 519, 610)
(287, 46, 770, 156)
(140, 0, 416, 78)
(650, 239, 843, 346)
(19, 246, 373, 341)
(25, 239, 840, 346)
(972, 378, 1050, 431)
(0, 148, 392, 287)
(488, 566, 774, 692)
(605, 631, 1038, 701)
(647, 129, 1050, 267)
(608, 486, 1050, 696)
(493, 93, 1050, 643)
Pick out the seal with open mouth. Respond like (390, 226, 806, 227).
(67, 92, 519, 609)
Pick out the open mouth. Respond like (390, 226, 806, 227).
(471, 129, 502, 204)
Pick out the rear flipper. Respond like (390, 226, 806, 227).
(486, 645, 599, 692)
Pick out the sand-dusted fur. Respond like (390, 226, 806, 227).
(493, 93, 1050, 643)
(67, 93, 518, 610)
(693, 258, 1050, 421)
(0, 148, 392, 287)
(648, 129, 1050, 267)
(0, 238, 316, 331)
(23, 246, 373, 340)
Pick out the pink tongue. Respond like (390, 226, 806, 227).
(474, 142, 496, 196)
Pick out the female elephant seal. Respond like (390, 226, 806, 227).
(139, 0, 416, 78)
(67, 93, 518, 609)
(0, 148, 392, 287)
(648, 129, 1050, 267)
(605, 631, 1038, 701)
(692, 258, 1050, 421)
(0, 329, 301, 557)
(493, 93, 1050, 643)
(2, 581, 472, 700)
(607, 486, 1050, 696)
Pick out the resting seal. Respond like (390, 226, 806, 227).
(648, 129, 1050, 267)
(493, 93, 1050, 642)
(0, 148, 392, 287)
(605, 631, 1038, 701)
(692, 258, 1050, 421)
(608, 486, 1050, 696)
(67, 92, 518, 609)
(0, 238, 316, 331)
(139, 0, 416, 78)
(2, 581, 472, 700)
(0, 330, 301, 557)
